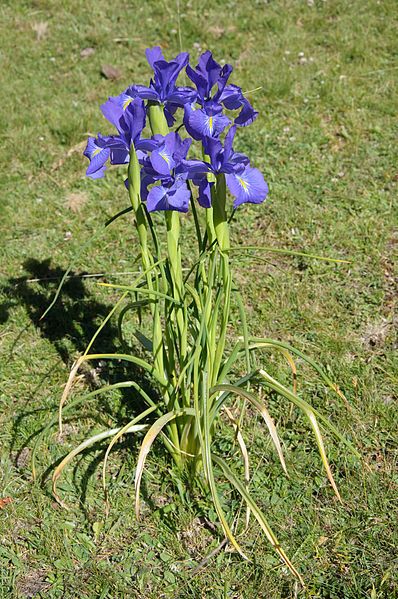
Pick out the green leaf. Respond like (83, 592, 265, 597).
(211, 383, 287, 475)
(52, 423, 148, 508)
(213, 455, 304, 585)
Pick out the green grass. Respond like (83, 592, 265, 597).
(1, 0, 397, 596)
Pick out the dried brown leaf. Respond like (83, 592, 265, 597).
(32, 22, 48, 41)
(101, 64, 122, 80)
(65, 191, 88, 213)
(80, 47, 95, 59)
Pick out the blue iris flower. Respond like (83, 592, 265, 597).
(84, 47, 267, 214)
(84, 98, 155, 179)
(83, 135, 111, 179)
(140, 132, 192, 213)
(185, 126, 268, 208)
(184, 51, 258, 140)
(131, 47, 196, 126)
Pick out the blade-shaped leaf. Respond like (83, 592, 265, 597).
(102, 404, 158, 499)
(59, 353, 168, 434)
(224, 406, 251, 529)
(211, 383, 288, 475)
(229, 245, 350, 263)
(98, 282, 180, 305)
(32, 381, 145, 480)
(134, 408, 195, 518)
(258, 369, 343, 501)
(213, 454, 304, 586)
(249, 338, 351, 410)
(52, 424, 148, 508)
(202, 374, 248, 560)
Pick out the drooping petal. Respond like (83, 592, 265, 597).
(188, 108, 230, 140)
(234, 98, 258, 127)
(226, 167, 269, 208)
(100, 99, 124, 130)
(84, 137, 110, 179)
(146, 180, 190, 213)
(183, 103, 198, 139)
(148, 132, 177, 175)
(220, 84, 258, 127)
(150, 145, 175, 176)
(196, 176, 213, 208)
(100, 87, 138, 131)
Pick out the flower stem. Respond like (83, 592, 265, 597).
(211, 174, 232, 384)
(128, 146, 163, 365)
(148, 104, 187, 363)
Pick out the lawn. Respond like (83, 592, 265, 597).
(0, 0, 397, 597)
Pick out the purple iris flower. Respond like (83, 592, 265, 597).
(184, 51, 258, 140)
(132, 47, 196, 126)
(84, 98, 155, 179)
(186, 126, 268, 208)
(140, 132, 192, 213)
(83, 135, 111, 179)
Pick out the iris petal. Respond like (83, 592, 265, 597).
(84, 140, 110, 179)
(226, 167, 268, 208)
(188, 108, 230, 139)
(147, 180, 190, 213)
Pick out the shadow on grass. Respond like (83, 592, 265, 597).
(2, 257, 125, 363)
(2, 257, 161, 511)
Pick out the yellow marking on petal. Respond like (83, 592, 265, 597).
(238, 176, 249, 192)
(159, 151, 171, 166)
(92, 148, 101, 157)
(208, 116, 213, 134)
(123, 97, 133, 110)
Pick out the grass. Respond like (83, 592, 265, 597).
(0, 0, 397, 596)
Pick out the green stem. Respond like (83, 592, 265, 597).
(211, 174, 232, 384)
(147, 103, 186, 458)
(128, 144, 165, 393)
(148, 104, 187, 359)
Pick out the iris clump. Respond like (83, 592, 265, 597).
(53, 46, 359, 584)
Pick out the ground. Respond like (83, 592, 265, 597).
(0, 0, 397, 597)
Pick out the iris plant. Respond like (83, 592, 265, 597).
(48, 47, 359, 585)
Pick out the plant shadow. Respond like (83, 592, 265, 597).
(2, 257, 161, 509)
